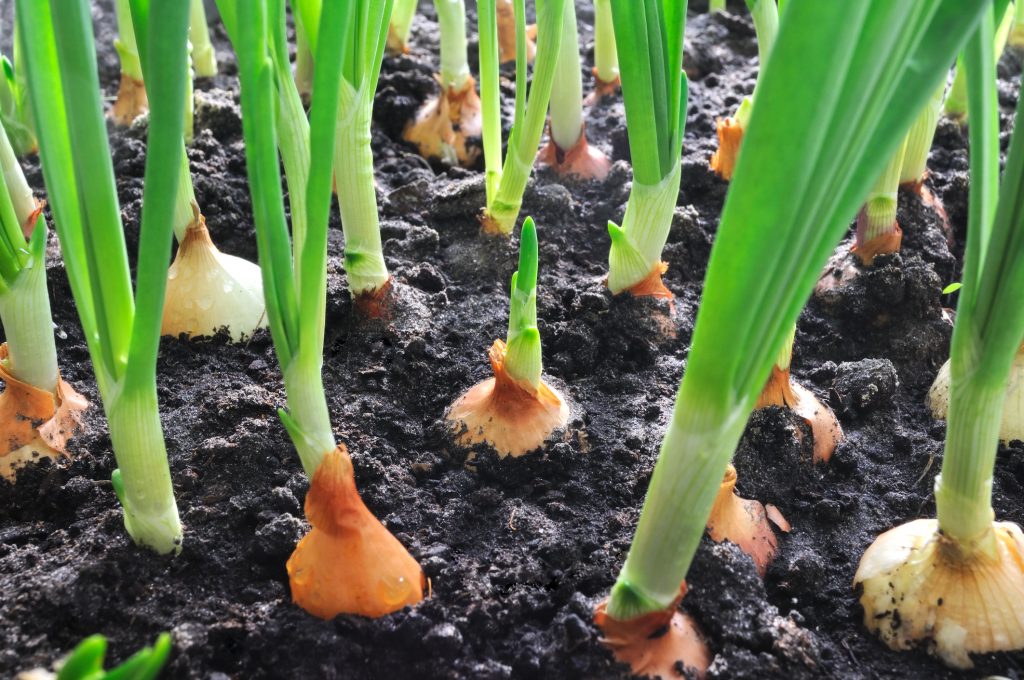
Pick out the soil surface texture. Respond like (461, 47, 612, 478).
(1, 1, 1023, 679)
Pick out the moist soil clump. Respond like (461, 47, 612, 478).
(1, 1, 1023, 678)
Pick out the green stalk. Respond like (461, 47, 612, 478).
(231, 0, 351, 474)
(114, 0, 143, 81)
(17, 0, 190, 554)
(504, 217, 541, 387)
(483, 0, 566, 234)
(710, 0, 726, 11)
(334, 96, 390, 294)
(606, 0, 687, 292)
(945, 2, 1013, 121)
(549, 0, 583, 151)
(935, 7, 1024, 548)
(0, 121, 37, 227)
(594, 0, 618, 84)
(0, 24, 37, 157)
(190, 0, 219, 77)
(856, 135, 909, 244)
(748, 0, 780, 82)
(389, 0, 418, 52)
(479, 0, 502, 203)
(899, 81, 946, 185)
(604, 0, 993, 621)
(436, 0, 471, 89)
(0, 124, 56, 392)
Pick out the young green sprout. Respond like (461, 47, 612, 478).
(857, 11, 1024, 665)
(478, 0, 565, 236)
(605, 0, 687, 299)
(0, 24, 36, 157)
(17, 0, 190, 553)
(293, 12, 314, 103)
(586, 0, 620, 103)
(710, 0, 778, 181)
(228, 0, 424, 619)
(110, 0, 148, 125)
(592, 2, 986, 676)
(387, 0, 418, 54)
(0, 119, 87, 480)
(943, 2, 1013, 122)
(755, 324, 841, 463)
(20, 633, 171, 680)
(446, 217, 569, 457)
(190, 0, 219, 78)
(537, 0, 611, 180)
(404, 0, 483, 167)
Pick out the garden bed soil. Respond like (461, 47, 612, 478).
(2, 1, 1024, 678)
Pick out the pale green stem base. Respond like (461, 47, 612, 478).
(114, 0, 143, 81)
(607, 161, 682, 294)
(173, 149, 197, 242)
(900, 82, 945, 185)
(334, 96, 389, 295)
(0, 125, 36, 225)
(935, 378, 1004, 545)
(437, 0, 471, 89)
(549, 0, 583, 151)
(282, 360, 336, 477)
(607, 400, 748, 618)
(594, 0, 618, 83)
(189, 0, 218, 78)
(0, 258, 58, 393)
(107, 388, 182, 554)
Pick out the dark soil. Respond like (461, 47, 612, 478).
(1, 1, 1023, 678)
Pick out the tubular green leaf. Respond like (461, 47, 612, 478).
(505, 217, 542, 387)
(606, 0, 992, 621)
(936, 6, 1024, 544)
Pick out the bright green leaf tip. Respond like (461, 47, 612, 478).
(517, 217, 538, 293)
(110, 469, 126, 506)
(56, 635, 106, 680)
(943, 282, 962, 295)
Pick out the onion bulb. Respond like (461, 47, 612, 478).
(928, 349, 1024, 444)
(855, 518, 1024, 668)
(162, 212, 267, 342)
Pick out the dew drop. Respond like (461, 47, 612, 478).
(196, 297, 213, 311)
(377, 574, 413, 607)
(222, 281, 234, 293)
(167, 269, 179, 281)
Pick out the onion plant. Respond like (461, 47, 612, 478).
(478, 0, 565, 236)
(16, 0, 190, 554)
(587, 0, 620, 102)
(0, 25, 36, 157)
(111, 0, 148, 125)
(604, 0, 687, 298)
(710, 0, 778, 181)
(387, 0, 418, 54)
(859, 7, 1024, 666)
(291, 0, 396, 304)
(292, 11, 314, 102)
(851, 136, 910, 265)
(538, 0, 610, 180)
(446, 217, 569, 457)
(593, 2, 992, 677)
(114, 4, 266, 342)
(228, 0, 424, 619)
(190, 0, 219, 78)
(404, 0, 483, 167)
(0, 119, 87, 481)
